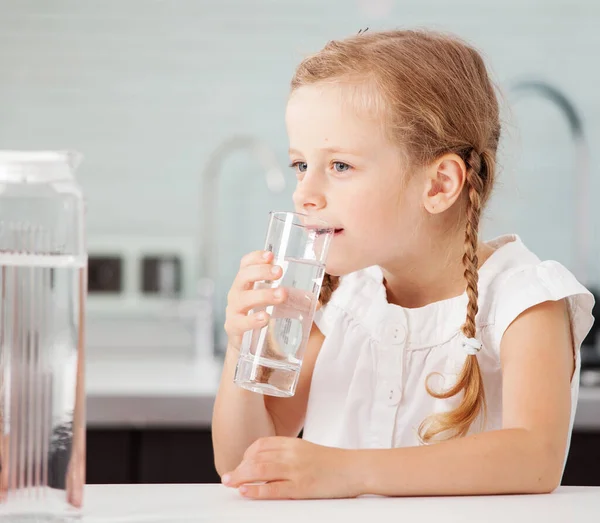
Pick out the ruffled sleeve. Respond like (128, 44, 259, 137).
(313, 306, 335, 336)
(313, 278, 345, 337)
(492, 260, 595, 352)
(312, 269, 372, 336)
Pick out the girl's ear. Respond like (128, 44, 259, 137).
(422, 153, 467, 214)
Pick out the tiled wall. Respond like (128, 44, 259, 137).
(1, 0, 599, 334)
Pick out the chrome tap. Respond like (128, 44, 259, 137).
(198, 135, 286, 352)
(509, 80, 591, 284)
(509, 81, 599, 358)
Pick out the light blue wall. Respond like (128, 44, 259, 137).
(1, 0, 599, 337)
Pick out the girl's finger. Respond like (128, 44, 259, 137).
(243, 436, 291, 460)
(235, 263, 282, 291)
(226, 311, 270, 336)
(239, 250, 272, 269)
(239, 481, 294, 500)
(223, 460, 289, 488)
(237, 287, 286, 313)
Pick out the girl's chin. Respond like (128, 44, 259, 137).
(323, 259, 358, 278)
(323, 242, 369, 277)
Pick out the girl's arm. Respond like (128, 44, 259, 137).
(212, 323, 324, 476)
(224, 298, 575, 498)
(355, 298, 574, 496)
(264, 323, 325, 438)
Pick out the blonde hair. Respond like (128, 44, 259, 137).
(294, 29, 501, 442)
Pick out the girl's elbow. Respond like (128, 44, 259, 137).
(214, 454, 234, 479)
(212, 441, 232, 479)
(537, 456, 565, 493)
(528, 470, 562, 494)
(527, 437, 565, 494)
(214, 460, 227, 479)
(213, 447, 238, 479)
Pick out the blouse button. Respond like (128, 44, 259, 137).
(387, 385, 402, 405)
(391, 325, 406, 345)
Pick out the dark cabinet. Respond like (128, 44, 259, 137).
(86, 428, 220, 484)
(138, 429, 220, 484)
(562, 431, 600, 486)
(87, 428, 600, 486)
(87, 429, 137, 484)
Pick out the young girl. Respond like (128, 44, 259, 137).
(211, 29, 595, 499)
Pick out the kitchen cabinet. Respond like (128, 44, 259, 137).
(562, 430, 600, 487)
(86, 429, 220, 484)
(138, 429, 220, 484)
(87, 429, 600, 486)
(87, 430, 137, 484)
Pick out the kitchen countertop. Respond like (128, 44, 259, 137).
(74, 484, 600, 522)
(86, 357, 221, 428)
(85, 357, 600, 429)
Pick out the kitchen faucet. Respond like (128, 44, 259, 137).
(509, 80, 591, 284)
(198, 135, 286, 353)
(509, 80, 598, 357)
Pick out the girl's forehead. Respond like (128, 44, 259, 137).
(286, 82, 390, 149)
(287, 81, 382, 117)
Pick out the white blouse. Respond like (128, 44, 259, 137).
(303, 235, 595, 468)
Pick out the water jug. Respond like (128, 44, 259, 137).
(0, 150, 86, 521)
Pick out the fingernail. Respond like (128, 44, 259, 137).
(263, 251, 271, 260)
(274, 289, 283, 299)
(271, 265, 280, 275)
(257, 312, 267, 321)
(239, 486, 248, 495)
(222, 474, 231, 485)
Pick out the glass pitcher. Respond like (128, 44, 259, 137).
(0, 151, 86, 521)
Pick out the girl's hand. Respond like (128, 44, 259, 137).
(224, 250, 286, 351)
(225, 250, 320, 353)
(221, 437, 363, 499)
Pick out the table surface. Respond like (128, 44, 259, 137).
(76, 484, 600, 523)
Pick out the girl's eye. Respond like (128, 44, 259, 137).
(290, 161, 308, 173)
(332, 161, 351, 173)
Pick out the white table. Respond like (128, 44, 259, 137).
(78, 484, 599, 522)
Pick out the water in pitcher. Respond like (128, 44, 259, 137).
(0, 253, 86, 521)
(236, 257, 325, 397)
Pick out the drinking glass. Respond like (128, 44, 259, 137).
(234, 212, 333, 397)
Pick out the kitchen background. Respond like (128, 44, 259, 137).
(0, 0, 599, 486)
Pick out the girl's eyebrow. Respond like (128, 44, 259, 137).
(321, 146, 363, 156)
(288, 146, 363, 156)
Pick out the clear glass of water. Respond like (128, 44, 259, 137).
(234, 211, 333, 397)
(0, 151, 86, 521)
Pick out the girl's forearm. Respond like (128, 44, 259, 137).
(211, 346, 277, 476)
(351, 428, 565, 496)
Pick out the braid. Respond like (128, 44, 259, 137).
(462, 149, 484, 338)
(318, 273, 341, 307)
(419, 148, 488, 443)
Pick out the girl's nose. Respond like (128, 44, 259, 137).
(293, 170, 327, 212)
(293, 179, 326, 211)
